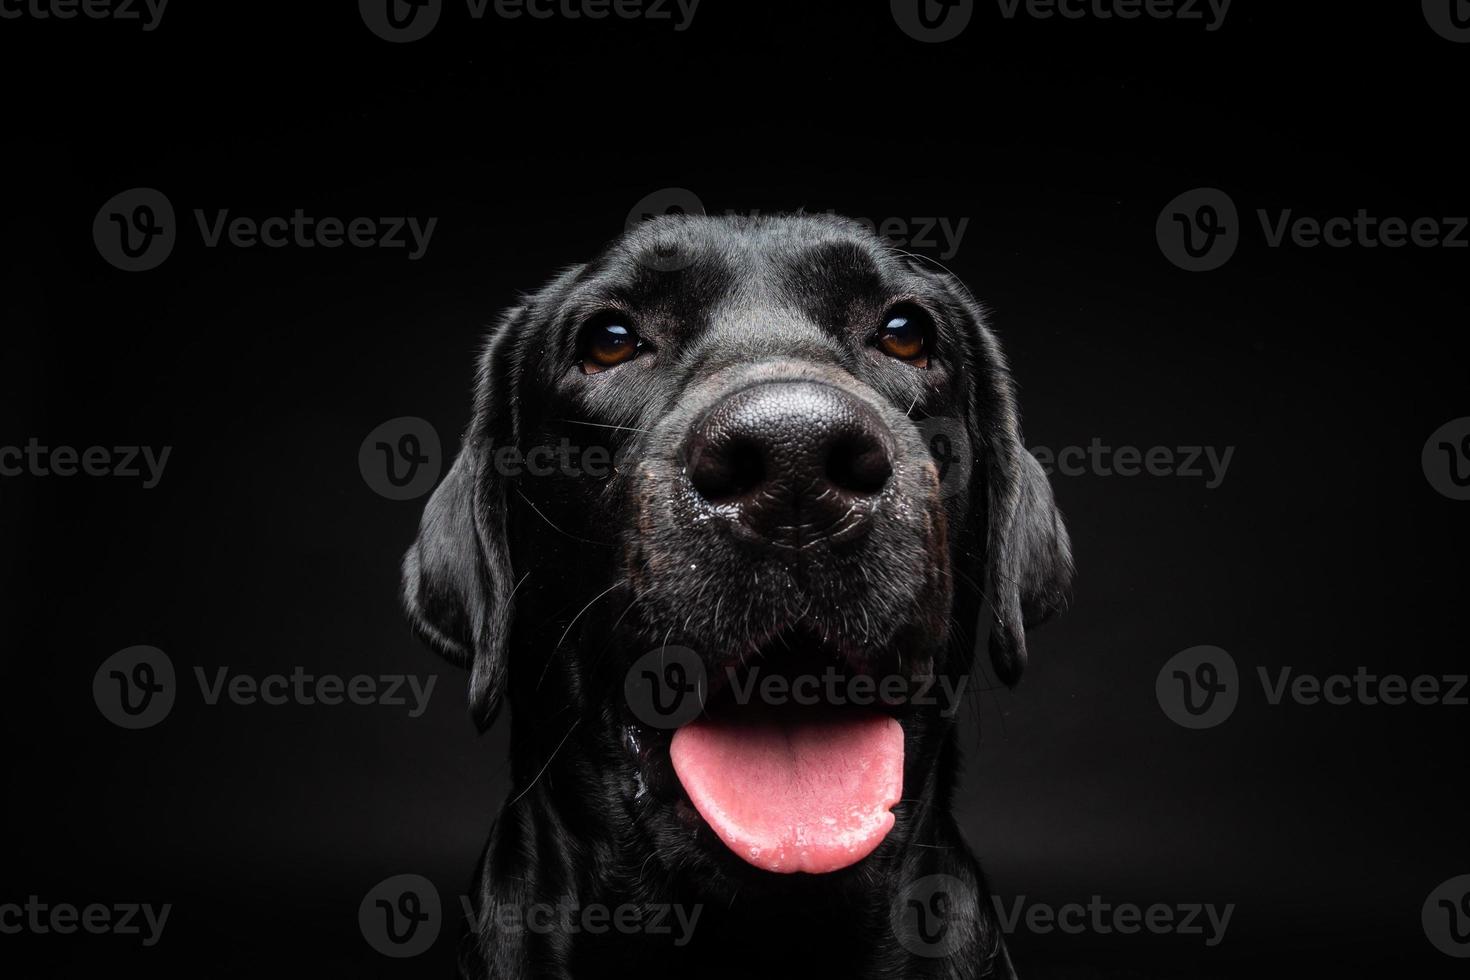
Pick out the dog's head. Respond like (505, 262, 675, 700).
(403, 213, 1071, 888)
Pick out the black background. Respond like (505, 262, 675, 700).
(2, 2, 1467, 976)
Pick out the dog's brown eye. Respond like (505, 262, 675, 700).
(876, 307, 930, 366)
(580, 315, 642, 373)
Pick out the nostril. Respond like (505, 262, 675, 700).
(689, 436, 767, 502)
(726, 441, 766, 496)
(825, 434, 892, 496)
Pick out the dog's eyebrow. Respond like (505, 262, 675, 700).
(779, 239, 888, 299)
(788, 238, 882, 274)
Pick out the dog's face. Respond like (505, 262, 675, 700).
(404, 214, 1071, 896)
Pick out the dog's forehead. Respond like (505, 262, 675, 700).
(620, 212, 885, 261)
(596, 213, 905, 315)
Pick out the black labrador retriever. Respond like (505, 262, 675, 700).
(402, 213, 1072, 978)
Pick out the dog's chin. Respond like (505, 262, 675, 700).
(617, 626, 941, 894)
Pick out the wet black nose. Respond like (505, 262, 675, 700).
(684, 381, 893, 544)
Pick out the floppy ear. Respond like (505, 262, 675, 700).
(401, 313, 521, 730)
(980, 437, 1072, 685)
(958, 299, 1074, 687)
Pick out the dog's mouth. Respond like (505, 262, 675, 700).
(629, 628, 914, 876)
(670, 699, 903, 875)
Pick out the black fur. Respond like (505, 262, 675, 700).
(402, 214, 1073, 979)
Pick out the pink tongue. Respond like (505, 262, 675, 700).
(669, 705, 904, 874)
